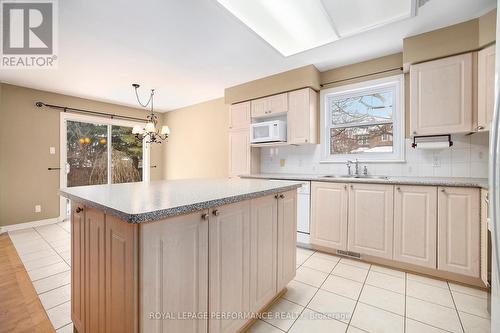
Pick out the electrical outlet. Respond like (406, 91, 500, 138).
(49, 147, 56, 155)
(432, 155, 441, 167)
(35, 205, 42, 213)
(279, 159, 286, 167)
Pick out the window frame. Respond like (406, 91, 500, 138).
(319, 74, 405, 163)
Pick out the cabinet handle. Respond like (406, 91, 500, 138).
(75, 207, 83, 213)
(274, 194, 279, 199)
(201, 213, 209, 221)
(279, 194, 285, 199)
(344, 185, 347, 190)
(396, 187, 401, 191)
(441, 188, 446, 193)
(477, 126, 485, 131)
(212, 209, 220, 216)
(350, 185, 354, 189)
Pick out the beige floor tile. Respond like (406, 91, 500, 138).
(56, 323, 74, 333)
(57, 221, 71, 233)
(302, 256, 338, 273)
(406, 318, 450, 333)
(310, 251, 341, 263)
(449, 282, 488, 299)
(283, 280, 318, 306)
(46, 301, 72, 330)
(28, 261, 70, 282)
(262, 298, 303, 332)
(289, 308, 347, 333)
(39, 284, 71, 310)
(19, 249, 57, 263)
(13, 239, 52, 255)
(459, 311, 491, 333)
(331, 263, 368, 283)
(48, 237, 71, 248)
(370, 264, 405, 278)
(406, 296, 462, 333)
(9, 230, 42, 244)
(365, 270, 405, 294)
(359, 284, 405, 315)
(350, 302, 404, 333)
(339, 258, 371, 269)
(23, 255, 63, 271)
(247, 320, 284, 333)
(53, 243, 71, 254)
(59, 250, 71, 262)
(407, 273, 448, 289)
(297, 247, 315, 257)
(406, 279, 454, 308)
(453, 291, 490, 319)
(295, 266, 328, 287)
(296, 252, 311, 266)
(33, 270, 71, 294)
(321, 275, 363, 300)
(307, 289, 356, 323)
(347, 325, 369, 333)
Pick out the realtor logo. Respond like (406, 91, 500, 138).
(1, 0, 57, 68)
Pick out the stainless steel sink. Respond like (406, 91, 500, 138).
(322, 175, 389, 180)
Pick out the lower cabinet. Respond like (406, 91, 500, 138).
(438, 187, 480, 277)
(347, 183, 394, 260)
(71, 204, 86, 333)
(393, 185, 437, 268)
(277, 190, 297, 291)
(310, 182, 348, 250)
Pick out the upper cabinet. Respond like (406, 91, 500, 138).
(251, 93, 288, 118)
(410, 53, 473, 136)
(288, 88, 318, 144)
(229, 102, 251, 130)
(477, 44, 496, 131)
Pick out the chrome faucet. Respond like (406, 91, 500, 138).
(363, 165, 368, 176)
(354, 159, 360, 176)
(346, 160, 352, 176)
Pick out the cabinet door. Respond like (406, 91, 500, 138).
(480, 189, 489, 286)
(277, 190, 297, 291)
(85, 208, 106, 333)
(71, 204, 85, 333)
(251, 97, 268, 118)
(438, 187, 480, 277)
(288, 88, 318, 144)
(310, 182, 348, 250)
(410, 53, 473, 135)
(105, 215, 138, 333)
(228, 129, 250, 178)
(348, 184, 394, 259)
(477, 45, 495, 131)
(229, 101, 250, 130)
(268, 93, 288, 115)
(250, 195, 277, 313)
(140, 211, 209, 333)
(394, 186, 437, 268)
(209, 201, 251, 333)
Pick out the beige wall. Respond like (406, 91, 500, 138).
(0, 84, 164, 227)
(162, 98, 229, 180)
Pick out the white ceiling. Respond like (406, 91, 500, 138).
(0, 0, 496, 112)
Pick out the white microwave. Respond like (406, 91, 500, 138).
(251, 120, 287, 143)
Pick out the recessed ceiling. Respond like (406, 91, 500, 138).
(0, 0, 495, 112)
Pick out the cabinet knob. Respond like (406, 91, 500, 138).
(274, 194, 279, 199)
(75, 207, 83, 213)
(350, 185, 354, 189)
(212, 209, 220, 216)
(441, 188, 446, 193)
(201, 213, 209, 221)
(279, 194, 285, 199)
(413, 131, 417, 135)
(344, 185, 347, 190)
(396, 187, 401, 191)
(477, 126, 485, 131)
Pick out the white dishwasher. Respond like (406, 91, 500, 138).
(297, 181, 310, 245)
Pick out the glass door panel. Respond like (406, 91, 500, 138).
(111, 125, 143, 184)
(66, 121, 108, 187)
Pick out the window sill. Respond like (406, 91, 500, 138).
(319, 159, 406, 164)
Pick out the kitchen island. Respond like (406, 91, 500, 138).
(60, 178, 302, 333)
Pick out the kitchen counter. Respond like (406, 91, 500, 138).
(59, 178, 302, 223)
(241, 173, 489, 189)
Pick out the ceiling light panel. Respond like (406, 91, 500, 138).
(322, 0, 414, 37)
(217, 0, 338, 56)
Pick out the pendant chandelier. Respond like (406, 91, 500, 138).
(131, 83, 170, 143)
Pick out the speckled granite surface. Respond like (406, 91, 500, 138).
(59, 178, 302, 223)
(241, 173, 489, 189)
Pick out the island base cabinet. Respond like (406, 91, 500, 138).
(393, 186, 437, 268)
(140, 211, 208, 333)
(438, 187, 480, 277)
(71, 204, 86, 333)
(277, 190, 297, 291)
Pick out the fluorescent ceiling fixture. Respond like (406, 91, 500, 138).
(217, 0, 339, 56)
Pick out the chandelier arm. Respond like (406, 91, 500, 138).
(134, 86, 153, 108)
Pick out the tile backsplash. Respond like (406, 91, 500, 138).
(260, 132, 490, 178)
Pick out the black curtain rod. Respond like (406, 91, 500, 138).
(35, 101, 148, 122)
(320, 67, 404, 87)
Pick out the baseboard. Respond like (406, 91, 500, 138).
(0, 216, 66, 234)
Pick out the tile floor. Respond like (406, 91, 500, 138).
(8, 225, 491, 333)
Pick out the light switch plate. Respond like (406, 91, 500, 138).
(35, 205, 42, 213)
(280, 159, 286, 167)
(49, 147, 56, 155)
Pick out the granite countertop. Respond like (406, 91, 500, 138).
(241, 173, 489, 189)
(59, 178, 302, 223)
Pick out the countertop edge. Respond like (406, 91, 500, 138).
(59, 183, 301, 223)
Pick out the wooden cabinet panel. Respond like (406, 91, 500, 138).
(105, 215, 138, 333)
(310, 182, 348, 250)
(85, 208, 106, 333)
(480, 189, 489, 286)
(410, 53, 473, 135)
(251, 93, 288, 118)
(229, 102, 250, 130)
(228, 129, 250, 178)
(250, 195, 277, 312)
(209, 201, 251, 333)
(348, 184, 394, 259)
(250, 97, 268, 118)
(71, 204, 85, 333)
(394, 186, 437, 268)
(477, 45, 495, 131)
(277, 190, 297, 291)
(288, 88, 318, 144)
(438, 187, 480, 277)
(140, 211, 209, 333)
